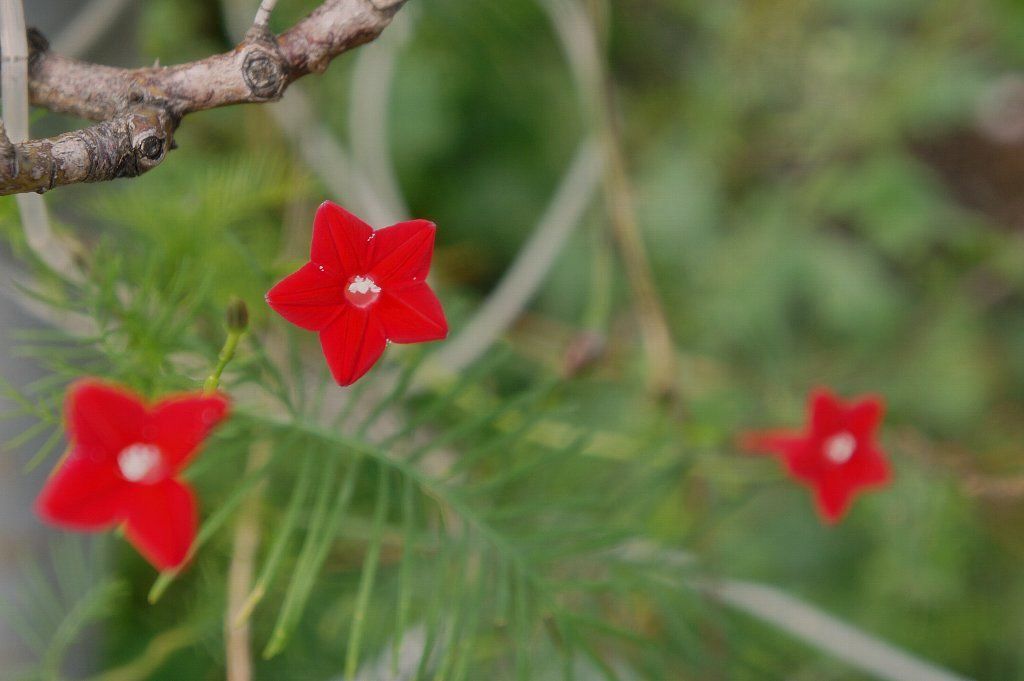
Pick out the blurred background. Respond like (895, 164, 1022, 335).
(5, 0, 1024, 678)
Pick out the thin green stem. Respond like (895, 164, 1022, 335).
(205, 329, 244, 394)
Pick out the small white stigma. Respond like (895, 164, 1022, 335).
(824, 432, 856, 464)
(117, 443, 162, 482)
(347, 276, 381, 295)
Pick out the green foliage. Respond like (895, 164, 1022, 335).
(5, 0, 1024, 678)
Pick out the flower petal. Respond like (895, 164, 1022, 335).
(319, 307, 388, 386)
(809, 389, 843, 437)
(847, 396, 885, 439)
(67, 381, 147, 461)
(368, 220, 436, 285)
(376, 283, 448, 344)
(849, 448, 892, 487)
(36, 451, 130, 530)
(266, 262, 345, 331)
(739, 430, 805, 458)
(814, 477, 855, 524)
(311, 201, 374, 276)
(124, 479, 197, 570)
(152, 393, 229, 472)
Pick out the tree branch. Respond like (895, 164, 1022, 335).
(1, 0, 408, 195)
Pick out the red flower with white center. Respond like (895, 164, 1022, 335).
(36, 381, 228, 570)
(742, 389, 891, 523)
(265, 201, 448, 386)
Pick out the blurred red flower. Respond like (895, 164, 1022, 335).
(266, 201, 448, 386)
(36, 381, 228, 570)
(742, 389, 891, 523)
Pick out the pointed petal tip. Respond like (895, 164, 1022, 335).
(33, 455, 129, 531)
(376, 284, 447, 343)
(737, 431, 763, 453)
(809, 386, 841, 408)
(319, 310, 388, 388)
(265, 262, 346, 332)
(814, 498, 848, 525)
(387, 217, 435, 231)
(151, 394, 230, 473)
(854, 393, 886, 420)
(312, 201, 374, 275)
(818, 510, 844, 526)
(34, 493, 57, 525)
(369, 220, 438, 284)
(124, 480, 197, 571)
(739, 429, 802, 455)
(67, 378, 139, 407)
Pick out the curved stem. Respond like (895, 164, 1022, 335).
(205, 328, 244, 394)
(433, 140, 603, 374)
(225, 441, 272, 681)
(543, 0, 679, 400)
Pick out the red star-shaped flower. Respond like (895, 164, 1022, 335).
(265, 201, 448, 386)
(742, 389, 891, 523)
(36, 381, 229, 570)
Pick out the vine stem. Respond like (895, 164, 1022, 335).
(209, 297, 258, 680)
(204, 330, 243, 394)
(600, 125, 680, 400)
(205, 299, 248, 394)
(544, 0, 679, 401)
(225, 441, 272, 681)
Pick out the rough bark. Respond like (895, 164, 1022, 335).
(1, 0, 408, 195)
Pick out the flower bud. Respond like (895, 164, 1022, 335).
(226, 297, 249, 333)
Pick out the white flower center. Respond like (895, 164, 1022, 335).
(117, 443, 162, 482)
(344, 275, 382, 308)
(347, 276, 381, 296)
(824, 431, 856, 464)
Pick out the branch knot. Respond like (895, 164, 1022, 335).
(241, 44, 288, 101)
(125, 109, 173, 176)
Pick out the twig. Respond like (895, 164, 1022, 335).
(225, 442, 272, 681)
(252, 0, 279, 30)
(0, 0, 30, 144)
(1, 0, 410, 195)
